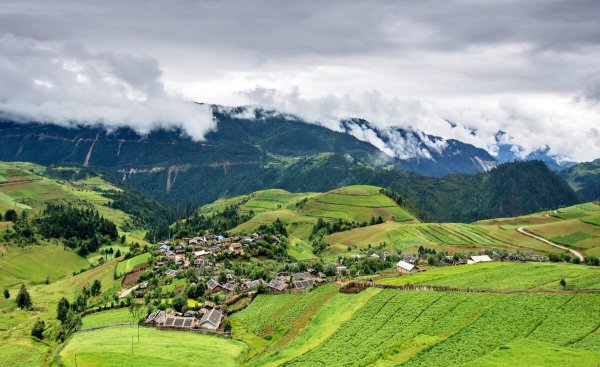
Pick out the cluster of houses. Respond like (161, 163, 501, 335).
(145, 301, 224, 331)
(396, 252, 546, 274)
(202, 268, 328, 295)
(155, 233, 270, 272)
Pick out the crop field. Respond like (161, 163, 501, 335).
(376, 262, 600, 290)
(527, 219, 600, 256)
(115, 252, 151, 276)
(0, 244, 89, 288)
(238, 189, 316, 214)
(299, 185, 414, 222)
(581, 214, 600, 226)
(233, 209, 318, 234)
(231, 285, 339, 360)
(250, 288, 380, 367)
(475, 202, 600, 226)
(60, 326, 247, 367)
(325, 221, 560, 256)
(248, 290, 600, 367)
(80, 308, 146, 330)
(198, 194, 248, 216)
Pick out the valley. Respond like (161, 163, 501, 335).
(0, 161, 598, 367)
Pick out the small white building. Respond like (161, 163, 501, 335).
(396, 260, 417, 274)
(468, 255, 492, 264)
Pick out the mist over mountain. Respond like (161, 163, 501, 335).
(0, 105, 582, 221)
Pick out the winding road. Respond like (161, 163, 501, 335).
(517, 226, 584, 261)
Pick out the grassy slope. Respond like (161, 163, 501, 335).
(299, 185, 414, 222)
(228, 185, 415, 260)
(325, 221, 561, 256)
(0, 161, 150, 246)
(376, 262, 600, 290)
(60, 326, 247, 367)
(0, 244, 89, 288)
(325, 202, 600, 258)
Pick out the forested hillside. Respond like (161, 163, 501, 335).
(0, 116, 581, 222)
(560, 159, 600, 202)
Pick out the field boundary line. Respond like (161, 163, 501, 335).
(78, 322, 135, 332)
(370, 283, 600, 294)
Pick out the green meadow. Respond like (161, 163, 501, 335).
(80, 307, 144, 330)
(60, 326, 247, 367)
(0, 244, 89, 288)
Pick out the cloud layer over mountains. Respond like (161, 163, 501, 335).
(1, 0, 599, 160)
(0, 34, 215, 140)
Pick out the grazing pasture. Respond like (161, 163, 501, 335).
(0, 245, 88, 288)
(60, 326, 247, 367)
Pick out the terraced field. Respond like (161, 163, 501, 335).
(527, 218, 600, 257)
(376, 262, 600, 290)
(0, 162, 150, 245)
(325, 221, 559, 255)
(299, 185, 414, 222)
(231, 283, 600, 366)
(239, 190, 316, 215)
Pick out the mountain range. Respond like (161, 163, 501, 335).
(0, 105, 595, 221)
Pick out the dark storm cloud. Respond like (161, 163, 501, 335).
(0, 0, 599, 160)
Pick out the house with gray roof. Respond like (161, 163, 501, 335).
(199, 308, 223, 330)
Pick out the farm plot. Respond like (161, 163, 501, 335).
(299, 185, 414, 222)
(376, 262, 600, 290)
(276, 291, 600, 367)
(527, 219, 600, 256)
(80, 307, 144, 330)
(231, 285, 339, 360)
(239, 189, 313, 214)
(115, 252, 151, 276)
(60, 326, 247, 367)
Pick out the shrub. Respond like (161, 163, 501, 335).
(31, 320, 45, 339)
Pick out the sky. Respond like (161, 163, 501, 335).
(1, 0, 599, 161)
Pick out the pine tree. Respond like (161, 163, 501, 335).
(15, 284, 32, 309)
(56, 297, 70, 324)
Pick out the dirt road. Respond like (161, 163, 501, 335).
(517, 227, 584, 261)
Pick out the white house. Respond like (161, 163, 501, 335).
(396, 260, 417, 274)
(468, 255, 492, 264)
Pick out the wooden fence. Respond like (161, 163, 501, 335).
(154, 325, 232, 338)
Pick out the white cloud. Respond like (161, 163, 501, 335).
(0, 34, 215, 140)
(239, 87, 600, 161)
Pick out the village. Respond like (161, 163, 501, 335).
(117, 230, 550, 335)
